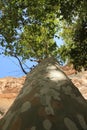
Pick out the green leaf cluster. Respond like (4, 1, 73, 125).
(58, 5, 87, 70)
(0, 0, 87, 71)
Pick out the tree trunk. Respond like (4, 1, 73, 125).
(0, 57, 87, 130)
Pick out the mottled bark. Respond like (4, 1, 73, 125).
(0, 57, 87, 130)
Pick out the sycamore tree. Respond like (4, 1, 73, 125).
(0, 0, 87, 73)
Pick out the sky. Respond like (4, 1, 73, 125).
(0, 38, 63, 78)
(0, 55, 25, 78)
(0, 55, 38, 78)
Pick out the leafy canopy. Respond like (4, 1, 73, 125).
(0, 0, 87, 72)
(0, 0, 61, 60)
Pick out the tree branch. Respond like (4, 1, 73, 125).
(11, 53, 28, 75)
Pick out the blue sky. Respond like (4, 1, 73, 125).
(0, 38, 63, 78)
(0, 55, 38, 78)
(0, 55, 25, 78)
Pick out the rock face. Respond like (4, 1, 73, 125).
(0, 77, 26, 118)
(0, 57, 87, 130)
(0, 77, 25, 95)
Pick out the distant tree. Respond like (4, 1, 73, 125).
(58, 0, 87, 70)
(58, 14, 87, 71)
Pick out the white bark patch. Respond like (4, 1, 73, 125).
(64, 117, 79, 130)
(77, 114, 87, 130)
(17, 86, 32, 100)
(23, 85, 32, 95)
(31, 126, 36, 130)
(49, 70, 67, 81)
(21, 101, 31, 113)
(40, 94, 54, 115)
(45, 106, 54, 115)
(40, 86, 61, 115)
(43, 119, 52, 130)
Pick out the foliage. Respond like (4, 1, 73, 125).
(0, 0, 60, 60)
(0, 0, 87, 72)
(71, 19, 87, 70)
(57, 0, 87, 71)
(58, 13, 87, 71)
